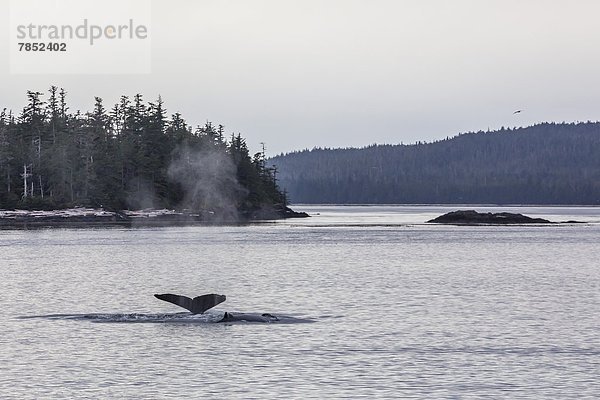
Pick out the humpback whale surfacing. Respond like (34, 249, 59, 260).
(154, 293, 226, 314)
(22, 294, 314, 324)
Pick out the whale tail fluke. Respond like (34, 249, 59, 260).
(154, 293, 226, 314)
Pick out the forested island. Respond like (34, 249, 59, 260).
(271, 122, 600, 205)
(0, 87, 305, 224)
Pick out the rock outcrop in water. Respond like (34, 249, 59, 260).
(427, 210, 553, 225)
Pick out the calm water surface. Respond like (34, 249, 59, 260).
(1, 205, 599, 399)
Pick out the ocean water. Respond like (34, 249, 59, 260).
(1, 205, 599, 399)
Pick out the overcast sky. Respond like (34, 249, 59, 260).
(2, 0, 600, 155)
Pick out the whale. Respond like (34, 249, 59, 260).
(154, 293, 226, 314)
(21, 294, 313, 324)
(218, 311, 279, 323)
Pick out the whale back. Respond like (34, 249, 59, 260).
(154, 293, 226, 314)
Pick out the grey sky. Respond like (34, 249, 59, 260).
(1, 0, 600, 155)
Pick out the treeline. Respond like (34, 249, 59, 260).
(0, 87, 287, 216)
(270, 122, 600, 204)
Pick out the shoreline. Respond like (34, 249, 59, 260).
(0, 207, 309, 229)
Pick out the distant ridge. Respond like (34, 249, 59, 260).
(270, 122, 600, 205)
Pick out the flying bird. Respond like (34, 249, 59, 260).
(513, 110, 523, 114)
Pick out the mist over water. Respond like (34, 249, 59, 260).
(167, 145, 247, 220)
(1, 205, 599, 399)
(126, 178, 160, 210)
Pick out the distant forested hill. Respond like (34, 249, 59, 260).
(270, 123, 600, 204)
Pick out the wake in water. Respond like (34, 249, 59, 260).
(19, 311, 316, 324)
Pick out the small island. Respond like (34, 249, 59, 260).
(427, 210, 554, 225)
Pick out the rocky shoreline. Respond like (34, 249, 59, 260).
(0, 207, 309, 228)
